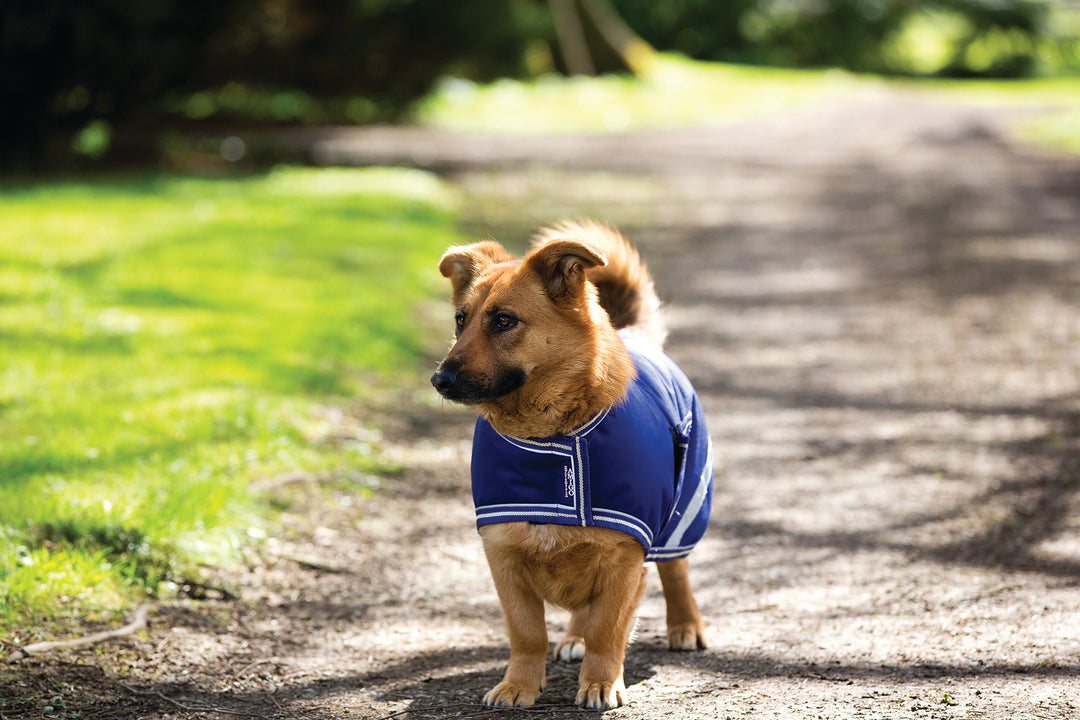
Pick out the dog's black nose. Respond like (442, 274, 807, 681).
(431, 365, 459, 393)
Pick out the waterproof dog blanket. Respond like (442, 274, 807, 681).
(471, 334, 713, 562)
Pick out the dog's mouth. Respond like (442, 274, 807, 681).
(430, 363, 526, 404)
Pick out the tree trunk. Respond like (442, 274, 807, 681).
(578, 0, 655, 74)
(548, 0, 655, 76)
(549, 0, 596, 76)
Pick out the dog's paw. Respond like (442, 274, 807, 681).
(554, 635, 586, 662)
(483, 681, 541, 708)
(576, 677, 626, 710)
(667, 621, 707, 651)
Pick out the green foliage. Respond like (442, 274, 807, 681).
(613, 0, 1065, 78)
(4, 0, 1077, 169)
(0, 167, 460, 637)
(0, 0, 552, 169)
(1, 0, 235, 169)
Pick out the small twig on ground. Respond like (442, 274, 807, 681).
(374, 703, 573, 720)
(6, 603, 158, 661)
(277, 553, 348, 574)
(447, 710, 501, 720)
(375, 704, 482, 720)
(120, 683, 276, 720)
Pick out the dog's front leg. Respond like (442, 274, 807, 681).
(576, 562, 647, 710)
(482, 548, 548, 707)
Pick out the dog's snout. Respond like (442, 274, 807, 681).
(431, 364, 460, 393)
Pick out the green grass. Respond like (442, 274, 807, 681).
(910, 76, 1080, 154)
(0, 167, 461, 639)
(415, 54, 862, 133)
(1023, 108, 1080, 154)
(416, 53, 1080, 154)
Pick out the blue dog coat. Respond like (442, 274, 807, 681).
(471, 334, 713, 562)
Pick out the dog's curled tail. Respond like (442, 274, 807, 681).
(532, 220, 667, 348)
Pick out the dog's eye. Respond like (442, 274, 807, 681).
(454, 312, 466, 335)
(491, 313, 518, 333)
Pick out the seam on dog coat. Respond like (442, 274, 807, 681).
(471, 334, 713, 562)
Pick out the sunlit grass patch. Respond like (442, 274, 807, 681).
(415, 53, 864, 133)
(0, 167, 460, 639)
(1020, 107, 1080, 154)
(908, 75, 1080, 154)
(417, 52, 1080, 155)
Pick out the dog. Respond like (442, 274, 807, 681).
(431, 221, 713, 710)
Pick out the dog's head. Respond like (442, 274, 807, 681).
(430, 238, 607, 408)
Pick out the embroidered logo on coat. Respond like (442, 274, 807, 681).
(563, 465, 575, 499)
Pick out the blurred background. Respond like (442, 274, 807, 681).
(3, 0, 1079, 170)
(3, 5, 1080, 711)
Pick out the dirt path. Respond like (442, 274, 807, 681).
(6, 89, 1080, 719)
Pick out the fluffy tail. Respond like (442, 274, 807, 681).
(532, 220, 667, 348)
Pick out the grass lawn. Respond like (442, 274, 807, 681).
(912, 76, 1080, 154)
(416, 53, 1080, 154)
(415, 54, 862, 133)
(0, 167, 461, 639)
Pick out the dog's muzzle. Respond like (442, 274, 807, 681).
(430, 362, 461, 395)
(431, 361, 526, 403)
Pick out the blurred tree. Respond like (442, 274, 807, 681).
(609, 0, 756, 64)
(548, 0, 659, 75)
(0, 0, 1066, 170)
(1, 0, 233, 169)
(936, 0, 1045, 77)
(0, 0, 550, 170)
(612, 0, 1051, 76)
(550, 0, 596, 74)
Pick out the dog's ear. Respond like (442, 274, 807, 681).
(525, 239, 607, 301)
(438, 241, 515, 304)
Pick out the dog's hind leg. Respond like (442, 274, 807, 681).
(554, 609, 588, 662)
(656, 557, 707, 650)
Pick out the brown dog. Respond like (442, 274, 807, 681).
(431, 221, 712, 709)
